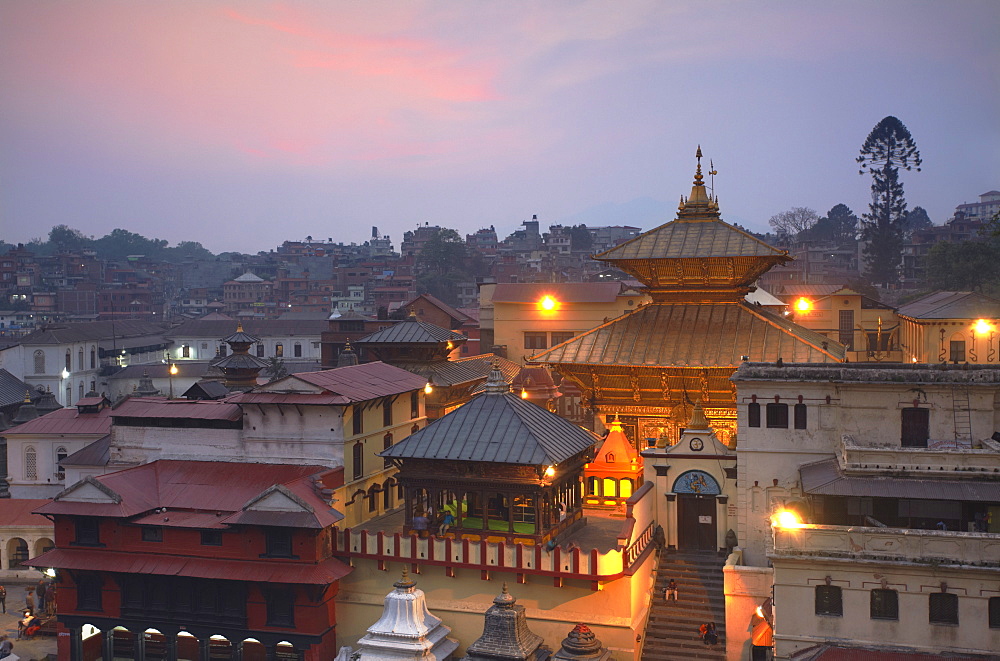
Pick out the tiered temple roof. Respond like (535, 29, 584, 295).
(530, 148, 844, 445)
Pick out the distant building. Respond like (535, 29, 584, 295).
(222, 271, 275, 317)
(897, 291, 1000, 364)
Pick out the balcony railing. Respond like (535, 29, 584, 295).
(840, 435, 1000, 475)
(332, 483, 657, 587)
(771, 523, 1000, 567)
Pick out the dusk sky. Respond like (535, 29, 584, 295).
(2, 1, 998, 255)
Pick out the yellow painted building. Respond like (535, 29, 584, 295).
(479, 281, 649, 366)
(897, 290, 1000, 364)
(771, 284, 902, 362)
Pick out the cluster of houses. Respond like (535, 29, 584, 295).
(0, 155, 998, 660)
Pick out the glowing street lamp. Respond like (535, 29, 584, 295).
(793, 297, 812, 313)
(772, 510, 803, 529)
(538, 295, 558, 312)
(544, 465, 556, 478)
(973, 319, 994, 336)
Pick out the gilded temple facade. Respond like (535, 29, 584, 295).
(531, 149, 845, 447)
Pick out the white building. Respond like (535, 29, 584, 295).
(165, 318, 329, 363)
(725, 363, 1000, 659)
(0, 321, 170, 406)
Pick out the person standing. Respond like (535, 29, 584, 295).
(24, 588, 34, 614)
(664, 579, 678, 602)
(0, 585, 6, 614)
(36, 581, 47, 614)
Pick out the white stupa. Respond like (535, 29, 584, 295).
(338, 568, 459, 661)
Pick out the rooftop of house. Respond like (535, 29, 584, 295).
(3, 403, 114, 436)
(896, 290, 1000, 320)
(232, 361, 429, 406)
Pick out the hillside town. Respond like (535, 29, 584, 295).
(1, 147, 999, 661)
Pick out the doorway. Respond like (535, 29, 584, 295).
(678, 494, 717, 551)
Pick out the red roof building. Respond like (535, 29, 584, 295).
(32, 460, 348, 661)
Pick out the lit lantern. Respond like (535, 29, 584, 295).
(973, 319, 994, 336)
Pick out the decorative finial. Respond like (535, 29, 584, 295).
(693, 145, 704, 187)
(408, 309, 418, 320)
(23, 390, 32, 403)
(394, 566, 416, 589)
(608, 413, 623, 432)
(493, 582, 517, 607)
(688, 400, 711, 430)
(484, 358, 509, 394)
(236, 322, 244, 333)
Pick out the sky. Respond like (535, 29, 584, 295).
(1, 1, 998, 255)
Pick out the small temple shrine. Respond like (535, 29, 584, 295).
(355, 313, 484, 419)
(213, 324, 269, 392)
(461, 584, 551, 661)
(531, 148, 844, 446)
(341, 568, 458, 661)
(583, 414, 642, 508)
(380, 363, 597, 544)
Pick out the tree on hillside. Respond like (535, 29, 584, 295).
(161, 241, 215, 263)
(799, 204, 858, 244)
(415, 228, 472, 306)
(768, 207, 819, 238)
(857, 116, 921, 286)
(925, 238, 1000, 295)
(49, 225, 93, 253)
(92, 228, 168, 261)
(903, 206, 933, 235)
(569, 225, 593, 251)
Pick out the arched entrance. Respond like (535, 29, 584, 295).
(673, 470, 721, 551)
(6, 538, 27, 569)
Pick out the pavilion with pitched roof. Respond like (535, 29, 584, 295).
(531, 148, 844, 447)
(583, 414, 642, 508)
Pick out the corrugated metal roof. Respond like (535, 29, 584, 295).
(4, 406, 113, 436)
(30, 548, 351, 585)
(403, 293, 473, 323)
(166, 319, 330, 338)
(180, 380, 230, 399)
(0, 498, 52, 527)
(897, 291, 1000, 320)
(355, 318, 466, 345)
(213, 353, 269, 370)
(234, 392, 350, 406)
(39, 461, 340, 522)
(0, 368, 36, 408)
(490, 282, 633, 304)
(288, 361, 428, 400)
(382, 391, 597, 465)
(594, 217, 787, 261)
(60, 435, 111, 467)
(111, 397, 242, 421)
(17, 321, 169, 345)
(393, 360, 484, 387)
(799, 458, 1000, 501)
(530, 301, 844, 367)
(130, 510, 229, 529)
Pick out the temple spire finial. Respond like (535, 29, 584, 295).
(236, 322, 244, 333)
(693, 145, 704, 187)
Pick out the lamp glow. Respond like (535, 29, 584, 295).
(774, 510, 802, 528)
(794, 297, 812, 313)
(521, 388, 529, 399)
(544, 465, 556, 477)
(973, 319, 994, 336)
(539, 295, 558, 311)
(61, 368, 70, 379)
(755, 605, 765, 619)
(169, 364, 179, 376)
(424, 382, 433, 395)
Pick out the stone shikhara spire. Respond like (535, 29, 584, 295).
(461, 584, 551, 661)
(341, 568, 458, 661)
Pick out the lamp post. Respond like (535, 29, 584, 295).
(168, 360, 178, 399)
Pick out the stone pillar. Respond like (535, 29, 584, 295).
(135, 630, 146, 661)
(200, 637, 211, 661)
(164, 631, 177, 661)
(102, 629, 114, 661)
(69, 625, 83, 661)
(716, 496, 729, 552)
(665, 494, 677, 550)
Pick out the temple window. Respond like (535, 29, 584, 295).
(794, 403, 808, 429)
(353, 442, 364, 480)
(620, 478, 634, 498)
(901, 407, 929, 448)
(766, 403, 788, 428)
(603, 477, 617, 497)
(383, 399, 393, 427)
(33, 350, 45, 374)
(265, 588, 296, 627)
(383, 433, 393, 468)
(748, 402, 761, 427)
(275, 343, 284, 357)
(264, 529, 295, 558)
(524, 332, 547, 350)
(949, 340, 966, 363)
(294, 342, 302, 357)
(353, 404, 363, 435)
(605, 452, 615, 463)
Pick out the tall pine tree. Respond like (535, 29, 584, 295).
(857, 116, 921, 286)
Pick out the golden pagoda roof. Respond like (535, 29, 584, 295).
(593, 148, 789, 290)
(530, 300, 845, 368)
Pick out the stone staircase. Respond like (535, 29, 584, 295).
(641, 551, 727, 661)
